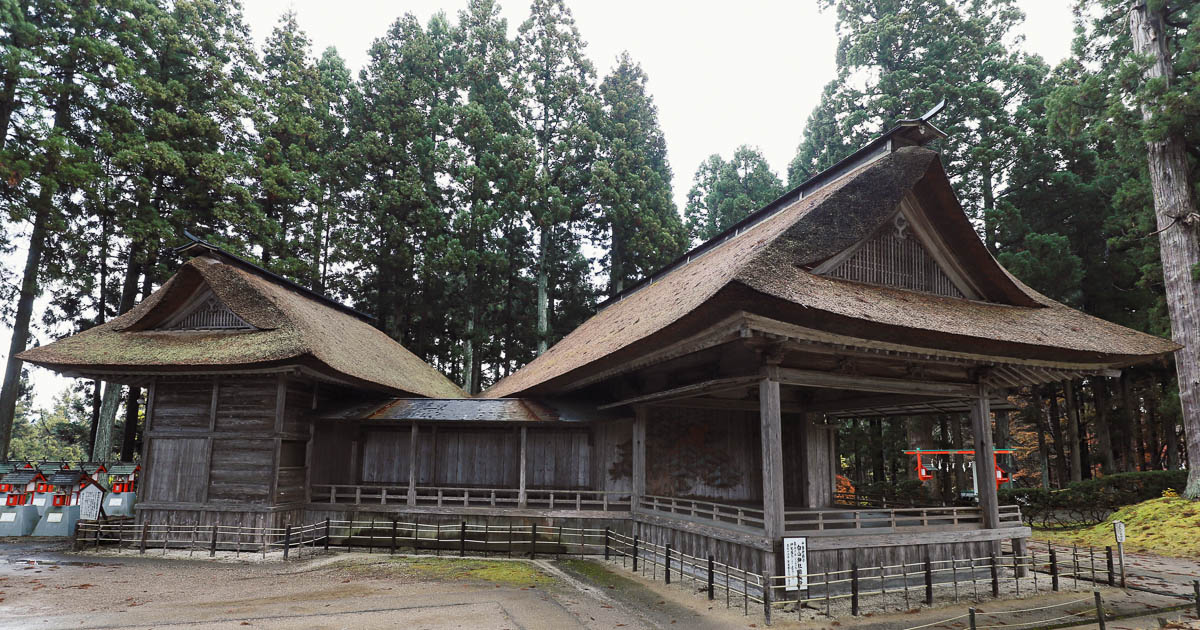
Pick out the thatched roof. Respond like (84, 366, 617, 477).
(18, 250, 466, 399)
(482, 146, 1177, 398)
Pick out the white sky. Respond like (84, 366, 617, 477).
(7, 0, 1076, 409)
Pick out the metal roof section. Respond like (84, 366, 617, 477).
(318, 397, 620, 424)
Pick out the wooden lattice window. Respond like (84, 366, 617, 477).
(161, 290, 252, 330)
(826, 215, 965, 298)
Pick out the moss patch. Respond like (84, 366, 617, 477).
(1031, 497, 1200, 557)
(339, 557, 557, 588)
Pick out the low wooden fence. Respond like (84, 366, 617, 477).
(310, 484, 632, 512)
(639, 494, 766, 529)
(76, 518, 613, 559)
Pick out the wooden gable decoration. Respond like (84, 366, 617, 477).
(813, 195, 978, 300)
(158, 287, 252, 330)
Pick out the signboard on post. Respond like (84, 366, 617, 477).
(1113, 520, 1127, 587)
(1113, 521, 1126, 543)
(78, 484, 103, 521)
(783, 536, 808, 591)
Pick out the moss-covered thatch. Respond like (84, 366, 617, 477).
(482, 147, 1176, 398)
(18, 254, 465, 399)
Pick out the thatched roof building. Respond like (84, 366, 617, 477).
(18, 242, 465, 399)
(482, 142, 1176, 399)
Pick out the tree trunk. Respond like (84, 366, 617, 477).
(1118, 372, 1137, 472)
(1130, 3, 1200, 498)
(1146, 382, 1162, 470)
(1064, 380, 1083, 482)
(871, 417, 885, 484)
(1047, 384, 1070, 487)
(463, 303, 477, 394)
(92, 386, 121, 461)
(536, 225, 550, 355)
(119, 387, 139, 462)
(1032, 390, 1050, 489)
(1093, 378, 1117, 474)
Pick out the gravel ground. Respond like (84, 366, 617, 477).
(0, 539, 1194, 630)
(0, 540, 677, 629)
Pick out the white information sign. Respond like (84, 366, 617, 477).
(783, 537, 808, 591)
(79, 484, 104, 521)
(32, 497, 45, 507)
(108, 497, 123, 507)
(0, 513, 15, 522)
(1113, 520, 1126, 543)
(47, 512, 63, 523)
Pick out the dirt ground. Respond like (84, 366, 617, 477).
(0, 540, 1196, 630)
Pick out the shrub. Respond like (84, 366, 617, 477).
(1000, 470, 1190, 528)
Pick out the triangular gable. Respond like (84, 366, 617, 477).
(812, 193, 980, 300)
(157, 287, 252, 330)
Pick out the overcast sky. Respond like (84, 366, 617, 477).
(10, 0, 1077, 408)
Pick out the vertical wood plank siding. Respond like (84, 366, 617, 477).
(829, 229, 964, 298)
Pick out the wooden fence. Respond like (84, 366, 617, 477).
(75, 518, 613, 559)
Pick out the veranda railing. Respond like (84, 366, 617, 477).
(310, 484, 631, 511)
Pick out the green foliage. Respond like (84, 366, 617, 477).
(8, 390, 90, 462)
(1000, 470, 1189, 527)
(591, 52, 686, 296)
(683, 146, 784, 243)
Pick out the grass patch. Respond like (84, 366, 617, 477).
(1031, 496, 1200, 557)
(341, 556, 557, 588)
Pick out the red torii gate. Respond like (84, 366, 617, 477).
(904, 449, 1013, 489)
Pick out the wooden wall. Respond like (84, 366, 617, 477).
(138, 374, 315, 525)
(645, 406, 762, 502)
(311, 422, 603, 490)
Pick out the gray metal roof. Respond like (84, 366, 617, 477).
(319, 397, 620, 424)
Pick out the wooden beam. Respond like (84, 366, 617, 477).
(559, 314, 750, 392)
(970, 383, 1000, 531)
(774, 366, 978, 397)
(407, 423, 418, 506)
(631, 407, 646, 510)
(597, 375, 759, 410)
(760, 377, 785, 541)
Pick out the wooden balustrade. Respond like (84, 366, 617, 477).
(310, 485, 1020, 537)
(309, 484, 631, 512)
(639, 495, 766, 529)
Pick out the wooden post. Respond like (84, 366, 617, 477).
(210, 525, 218, 557)
(1192, 580, 1199, 619)
(632, 535, 639, 572)
(460, 521, 466, 557)
(851, 562, 860, 616)
(708, 555, 715, 600)
(759, 375, 786, 564)
(969, 607, 977, 630)
(518, 426, 528, 508)
(990, 553, 999, 597)
(1050, 548, 1060, 591)
(924, 557, 933, 604)
(139, 522, 148, 555)
(407, 423, 418, 506)
(665, 544, 672, 584)
(970, 383, 1001, 534)
(762, 571, 773, 626)
(530, 523, 536, 559)
(283, 525, 292, 560)
(324, 519, 330, 551)
(632, 407, 646, 511)
(604, 527, 611, 560)
(1094, 591, 1107, 630)
(391, 520, 397, 555)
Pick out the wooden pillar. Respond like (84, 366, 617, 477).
(518, 426, 528, 507)
(760, 376, 785, 541)
(969, 383, 1000, 530)
(631, 407, 646, 510)
(407, 423, 418, 506)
